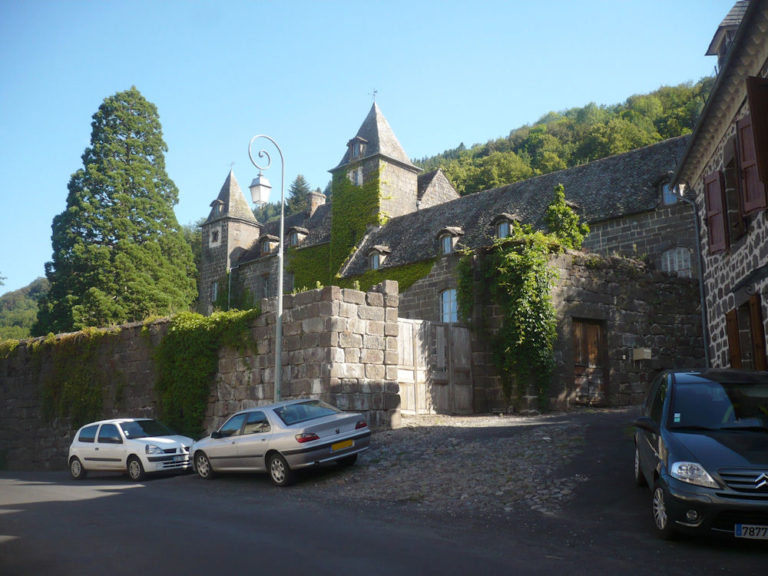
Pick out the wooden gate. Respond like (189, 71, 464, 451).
(397, 319, 473, 415)
(572, 319, 607, 404)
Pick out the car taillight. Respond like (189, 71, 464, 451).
(355, 421, 368, 429)
(295, 433, 320, 443)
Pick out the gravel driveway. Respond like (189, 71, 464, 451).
(298, 410, 611, 519)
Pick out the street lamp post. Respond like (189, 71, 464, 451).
(248, 134, 285, 402)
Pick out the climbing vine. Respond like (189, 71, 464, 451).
(153, 309, 259, 438)
(329, 168, 383, 274)
(336, 259, 437, 293)
(457, 185, 587, 409)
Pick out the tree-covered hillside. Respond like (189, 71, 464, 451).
(415, 79, 714, 196)
(0, 278, 49, 339)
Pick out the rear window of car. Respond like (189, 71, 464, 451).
(274, 400, 340, 426)
(120, 419, 175, 439)
(78, 424, 99, 443)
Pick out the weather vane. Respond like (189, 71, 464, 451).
(370, 89, 378, 102)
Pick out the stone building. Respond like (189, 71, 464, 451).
(199, 73, 706, 411)
(672, 0, 768, 370)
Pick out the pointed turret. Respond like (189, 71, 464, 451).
(205, 170, 258, 224)
(330, 103, 422, 220)
(335, 102, 420, 172)
(198, 170, 261, 314)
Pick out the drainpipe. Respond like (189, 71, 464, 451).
(676, 184, 710, 367)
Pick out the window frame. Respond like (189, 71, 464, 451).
(440, 288, 458, 323)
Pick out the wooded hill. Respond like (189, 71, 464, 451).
(414, 78, 714, 196)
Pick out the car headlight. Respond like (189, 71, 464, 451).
(670, 461, 719, 488)
(145, 444, 164, 455)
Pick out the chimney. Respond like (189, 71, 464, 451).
(308, 190, 326, 216)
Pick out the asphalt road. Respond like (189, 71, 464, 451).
(1, 410, 766, 576)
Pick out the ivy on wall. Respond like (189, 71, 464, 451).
(35, 327, 120, 429)
(457, 186, 587, 409)
(287, 243, 332, 290)
(328, 168, 382, 274)
(153, 309, 259, 438)
(336, 259, 436, 293)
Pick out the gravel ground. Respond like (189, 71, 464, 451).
(302, 412, 592, 519)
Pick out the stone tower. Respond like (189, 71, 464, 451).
(330, 102, 422, 219)
(199, 170, 261, 314)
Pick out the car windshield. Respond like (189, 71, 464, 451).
(120, 419, 176, 439)
(670, 380, 768, 431)
(273, 400, 341, 426)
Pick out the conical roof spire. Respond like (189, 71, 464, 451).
(334, 102, 419, 171)
(206, 170, 258, 224)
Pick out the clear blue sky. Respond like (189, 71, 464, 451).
(0, 0, 732, 295)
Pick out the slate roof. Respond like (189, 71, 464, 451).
(205, 170, 258, 225)
(341, 136, 690, 276)
(706, 0, 749, 55)
(333, 103, 420, 172)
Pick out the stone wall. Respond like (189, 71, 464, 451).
(0, 283, 400, 471)
(398, 250, 705, 412)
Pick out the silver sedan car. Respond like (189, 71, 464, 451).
(190, 399, 371, 486)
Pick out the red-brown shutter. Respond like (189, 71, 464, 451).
(746, 76, 768, 186)
(749, 294, 767, 370)
(704, 171, 727, 253)
(737, 114, 767, 214)
(726, 309, 742, 368)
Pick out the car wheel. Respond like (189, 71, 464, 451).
(194, 452, 214, 480)
(337, 454, 358, 467)
(69, 457, 87, 480)
(652, 483, 676, 540)
(634, 444, 647, 487)
(127, 456, 146, 482)
(268, 453, 295, 487)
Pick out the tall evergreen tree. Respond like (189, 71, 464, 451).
(34, 87, 196, 335)
(285, 174, 312, 215)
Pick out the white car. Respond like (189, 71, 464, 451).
(68, 418, 193, 481)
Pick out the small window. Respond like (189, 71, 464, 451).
(211, 281, 218, 304)
(440, 234, 453, 255)
(289, 231, 299, 247)
(261, 275, 270, 298)
(347, 166, 363, 186)
(369, 252, 380, 270)
(441, 289, 458, 323)
(243, 411, 271, 435)
(662, 183, 678, 206)
(497, 220, 510, 239)
(78, 424, 99, 444)
(97, 424, 122, 444)
(209, 226, 222, 248)
(661, 247, 692, 278)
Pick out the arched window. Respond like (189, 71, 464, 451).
(441, 289, 458, 323)
(661, 247, 692, 278)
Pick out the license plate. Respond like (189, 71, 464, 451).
(331, 439, 354, 452)
(735, 524, 768, 539)
(174, 455, 184, 462)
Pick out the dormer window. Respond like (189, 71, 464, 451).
(368, 245, 390, 270)
(437, 227, 464, 256)
(349, 136, 367, 159)
(287, 227, 308, 248)
(210, 199, 224, 218)
(492, 213, 518, 240)
(661, 182, 678, 206)
(259, 235, 279, 256)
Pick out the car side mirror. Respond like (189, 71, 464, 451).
(633, 417, 659, 434)
(211, 431, 222, 440)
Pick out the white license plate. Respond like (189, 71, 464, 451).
(735, 524, 768, 539)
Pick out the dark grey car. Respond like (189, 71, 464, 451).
(190, 399, 371, 486)
(633, 369, 768, 539)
